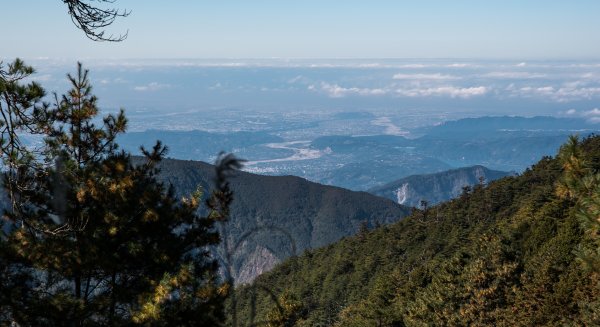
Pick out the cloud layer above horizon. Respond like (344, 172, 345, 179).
(17, 58, 600, 121)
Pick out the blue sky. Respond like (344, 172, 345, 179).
(2, 1, 600, 59)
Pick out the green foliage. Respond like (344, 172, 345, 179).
(232, 135, 600, 326)
(555, 135, 600, 325)
(0, 59, 51, 216)
(264, 292, 303, 327)
(150, 157, 408, 286)
(0, 62, 233, 325)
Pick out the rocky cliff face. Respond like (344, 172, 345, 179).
(395, 183, 410, 205)
(153, 158, 409, 284)
(234, 244, 279, 285)
(369, 165, 512, 207)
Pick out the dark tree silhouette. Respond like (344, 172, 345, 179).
(62, 0, 130, 41)
(0, 59, 52, 227)
(0, 63, 241, 325)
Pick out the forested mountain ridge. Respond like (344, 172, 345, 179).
(1, 152, 407, 289)
(231, 135, 600, 326)
(368, 165, 512, 207)
(149, 158, 409, 285)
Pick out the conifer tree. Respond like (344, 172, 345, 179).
(0, 60, 52, 323)
(265, 292, 302, 327)
(0, 63, 236, 325)
(0, 59, 51, 221)
(556, 135, 600, 325)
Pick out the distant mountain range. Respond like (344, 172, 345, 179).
(117, 116, 599, 191)
(412, 115, 597, 139)
(309, 116, 596, 189)
(368, 165, 512, 207)
(151, 158, 409, 284)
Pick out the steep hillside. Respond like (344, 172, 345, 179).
(368, 165, 512, 207)
(232, 136, 600, 326)
(152, 158, 409, 285)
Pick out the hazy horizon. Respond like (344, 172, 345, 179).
(6, 58, 597, 130)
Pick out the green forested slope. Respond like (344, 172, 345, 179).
(231, 136, 600, 326)
(149, 158, 409, 285)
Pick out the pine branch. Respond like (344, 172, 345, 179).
(62, 0, 130, 42)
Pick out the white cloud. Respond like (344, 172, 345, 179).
(310, 81, 489, 99)
(208, 82, 222, 90)
(447, 63, 469, 68)
(133, 82, 171, 92)
(96, 77, 128, 85)
(575, 108, 600, 123)
(446, 63, 479, 68)
(310, 83, 387, 98)
(483, 71, 547, 79)
(510, 83, 600, 102)
(535, 86, 555, 95)
(581, 72, 596, 79)
(392, 73, 460, 80)
(562, 81, 586, 89)
(28, 74, 53, 82)
(357, 63, 383, 68)
(566, 109, 577, 115)
(288, 75, 306, 84)
(581, 108, 600, 117)
(395, 86, 488, 99)
(398, 64, 428, 69)
(569, 63, 600, 68)
(554, 87, 600, 102)
(516, 62, 527, 67)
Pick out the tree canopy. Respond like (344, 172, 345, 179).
(0, 61, 238, 325)
(232, 135, 600, 326)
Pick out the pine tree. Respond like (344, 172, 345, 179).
(0, 59, 51, 323)
(0, 59, 51, 221)
(265, 292, 302, 327)
(556, 136, 600, 270)
(335, 272, 404, 327)
(556, 135, 600, 325)
(0, 63, 236, 325)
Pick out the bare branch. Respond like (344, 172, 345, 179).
(62, 0, 130, 42)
